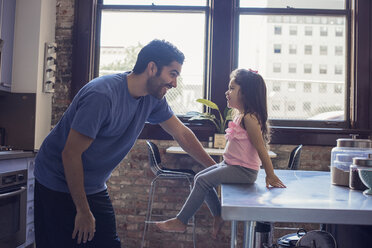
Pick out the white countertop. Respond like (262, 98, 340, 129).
(221, 169, 372, 225)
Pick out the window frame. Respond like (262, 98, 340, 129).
(71, 0, 372, 146)
(234, 2, 352, 130)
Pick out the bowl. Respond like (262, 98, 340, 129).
(358, 167, 372, 195)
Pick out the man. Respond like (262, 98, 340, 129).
(34, 39, 216, 248)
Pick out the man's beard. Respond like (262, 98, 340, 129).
(147, 76, 167, 100)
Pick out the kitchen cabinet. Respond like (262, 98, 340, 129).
(0, 0, 16, 92)
(0, 0, 56, 151)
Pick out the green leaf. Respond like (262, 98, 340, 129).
(196, 99, 220, 111)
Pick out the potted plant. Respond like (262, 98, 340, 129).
(190, 99, 233, 148)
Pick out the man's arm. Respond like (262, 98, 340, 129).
(62, 129, 96, 244)
(160, 115, 216, 167)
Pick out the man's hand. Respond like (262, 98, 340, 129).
(266, 173, 286, 188)
(72, 210, 96, 244)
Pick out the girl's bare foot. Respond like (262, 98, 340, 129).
(212, 216, 224, 239)
(155, 218, 187, 233)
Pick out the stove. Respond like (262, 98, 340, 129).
(0, 145, 13, 151)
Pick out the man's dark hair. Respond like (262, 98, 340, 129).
(132, 39, 185, 75)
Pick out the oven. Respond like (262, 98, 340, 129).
(0, 168, 27, 248)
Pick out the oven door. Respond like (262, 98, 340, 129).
(0, 185, 27, 248)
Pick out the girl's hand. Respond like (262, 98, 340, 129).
(265, 173, 286, 188)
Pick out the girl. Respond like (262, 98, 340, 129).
(156, 68, 286, 238)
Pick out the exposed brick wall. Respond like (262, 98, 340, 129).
(53, 1, 333, 247)
(53, 0, 74, 126)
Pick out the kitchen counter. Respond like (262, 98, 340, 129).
(222, 169, 372, 248)
(0, 150, 35, 160)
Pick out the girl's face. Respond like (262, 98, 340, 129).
(225, 79, 243, 111)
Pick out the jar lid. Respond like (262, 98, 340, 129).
(353, 156, 372, 167)
(337, 138, 372, 148)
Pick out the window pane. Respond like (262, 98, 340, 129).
(99, 11, 206, 114)
(103, 0, 207, 6)
(240, 0, 345, 9)
(238, 15, 346, 120)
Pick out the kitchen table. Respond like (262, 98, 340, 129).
(221, 169, 372, 248)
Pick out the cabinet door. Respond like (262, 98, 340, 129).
(0, 0, 16, 91)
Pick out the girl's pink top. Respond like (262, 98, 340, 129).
(223, 116, 261, 171)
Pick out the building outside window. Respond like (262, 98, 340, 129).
(303, 102, 311, 112)
(320, 26, 328, 36)
(335, 65, 343, 75)
(304, 83, 312, 93)
(288, 82, 296, 91)
(334, 84, 343, 94)
(274, 44, 282, 54)
(274, 26, 282, 35)
(288, 64, 297, 73)
(273, 81, 281, 92)
(289, 26, 297, 35)
(320, 45, 328, 55)
(288, 102, 296, 111)
(319, 83, 327, 93)
(305, 45, 312, 55)
(273, 63, 281, 73)
(319, 65, 327, 74)
(335, 46, 343, 55)
(289, 44, 297, 54)
(305, 26, 313, 36)
(335, 27, 343, 37)
(304, 64, 312, 74)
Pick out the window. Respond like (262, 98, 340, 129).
(273, 82, 281, 92)
(274, 26, 282, 35)
(335, 65, 343, 75)
(272, 102, 280, 111)
(274, 44, 282, 54)
(273, 63, 281, 73)
(288, 82, 296, 91)
(320, 26, 328, 36)
(334, 84, 343, 94)
(97, 1, 208, 115)
(75, 0, 370, 145)
(319, 83, 327, 93)
(319, 65, 327, 74)
(303, 102, 311, 112)
(304, 83, 312, 93)
(335, 27, 343, 37)
(304, 64, 312, 74)
(289, 26, 297, 35)
(320, 46, 328, 55)
(304, 45, 312, 55)
(335, 46, 343, 56)
(289, 44, 297, 54)
(288, 64, 296, 73)
(305, 26, 313, 36)
(288, 102, 296, 111)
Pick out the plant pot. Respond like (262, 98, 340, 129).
(214, 133, 226, 149)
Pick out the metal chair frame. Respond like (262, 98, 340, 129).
(141, 140, 196, 248)
(288, 144, 303, 170)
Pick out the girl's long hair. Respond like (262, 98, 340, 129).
(230, 69, 271, 146)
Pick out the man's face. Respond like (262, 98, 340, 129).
(146, 61, 182, 99)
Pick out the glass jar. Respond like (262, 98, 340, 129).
(331, 137, 372, 186)
(350, 156, 372, 190)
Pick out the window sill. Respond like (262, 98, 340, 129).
(139, 123, 371, 146)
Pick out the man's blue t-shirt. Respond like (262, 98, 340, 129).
(34, 72, 173, 194)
